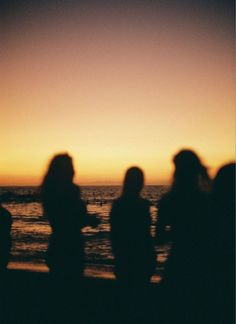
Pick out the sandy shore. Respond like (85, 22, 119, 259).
(0, 270, 160, 324)
(0, 269, 230, 324)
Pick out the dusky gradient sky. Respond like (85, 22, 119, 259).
(1, 0, 235, 185)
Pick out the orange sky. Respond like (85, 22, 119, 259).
(1, 4, 235, 185)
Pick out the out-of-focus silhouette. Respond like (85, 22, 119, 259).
(110, 167, 156, 322)
(210, 162, 235, 324)
(156, 149, 211, 324)
(0, 204, 12, 271)
(110, 167, 155, 287)
(41, 153, 98, 278)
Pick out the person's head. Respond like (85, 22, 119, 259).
(122, 166, 144, 197)
(172, 149, 209, 190)
(213, 163, 235, 202)
(41, 153, 74, 192)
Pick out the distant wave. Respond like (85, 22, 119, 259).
(0, 191, 41, 203)
(0, 185, 167, 205)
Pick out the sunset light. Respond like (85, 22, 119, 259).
(1, 2, 234, 185)
(1, 3, 235, 323)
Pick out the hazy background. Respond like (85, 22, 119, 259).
(1, 0, 234, 185)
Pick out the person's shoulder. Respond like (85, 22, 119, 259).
(110, 198, 123, 221)
(72, 183, 80, 192)
(111, 197, 128, 213)
(71, 184, 81, 197)
(139, 197, 151, 207)
(112, 197, 123, 207)
(0, 205, 12, 223)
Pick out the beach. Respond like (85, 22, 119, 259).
(0, 186, 169, 281)
(0, 185, 227, 324)
(1, 269, 161, 324)
(0, 186, 165, 323)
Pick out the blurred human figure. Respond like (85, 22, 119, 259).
(110, 166, 155, 286)
(211, 163, 235, 324)
(0, 204, 12, 271)
(41, 153, 98, 278)
(110, 167, 155, 322)
(156, 149, 211, 324)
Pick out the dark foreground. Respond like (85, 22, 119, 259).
(0, 270, 161, 324)
(0, 270, 234, 324)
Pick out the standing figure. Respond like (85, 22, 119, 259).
(0, 204, 12, 271)
(211, 163, 235, 324)
(110, 167, 155, 287)
(41, 153, 97, 278)
(156, 149, 211, 324)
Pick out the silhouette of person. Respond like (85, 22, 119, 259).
(0, 204, 12, 271)
(110, 167, 156, 286)
(210, 163, 235, 324)
(156, 149, 211, 324)
(41, 153, 98, 278)
(109, 167, 156, 322)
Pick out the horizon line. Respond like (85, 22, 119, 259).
(0, 183, 168, 187)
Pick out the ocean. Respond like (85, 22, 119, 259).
(0, 186, 170, 282)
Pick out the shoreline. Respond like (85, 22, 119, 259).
(7, 261, 162, 283)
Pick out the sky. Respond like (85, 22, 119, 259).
(0, 0, 235, 185)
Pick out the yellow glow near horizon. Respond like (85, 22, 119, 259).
(0, 6, 234, 185)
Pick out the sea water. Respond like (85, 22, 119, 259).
(0, 186, 170, 281)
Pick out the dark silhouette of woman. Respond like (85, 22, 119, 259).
(210, 163, 235, 324)
(41, 153, 97, 278)
(110, 167, 155, 287)
(0, 204, 12, 271)
(156, 149, 211, 324)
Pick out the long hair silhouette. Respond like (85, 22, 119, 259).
(41, 153, 87, 277)
(42, 153, 75, 193)
(212, 162, 235, 202)
(110, 166, 155, 285)
(172, 149, 210, 191)
(156, 149, 211, 324)
(210, 162, 235, 324)
(122, 166, 144, 197)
